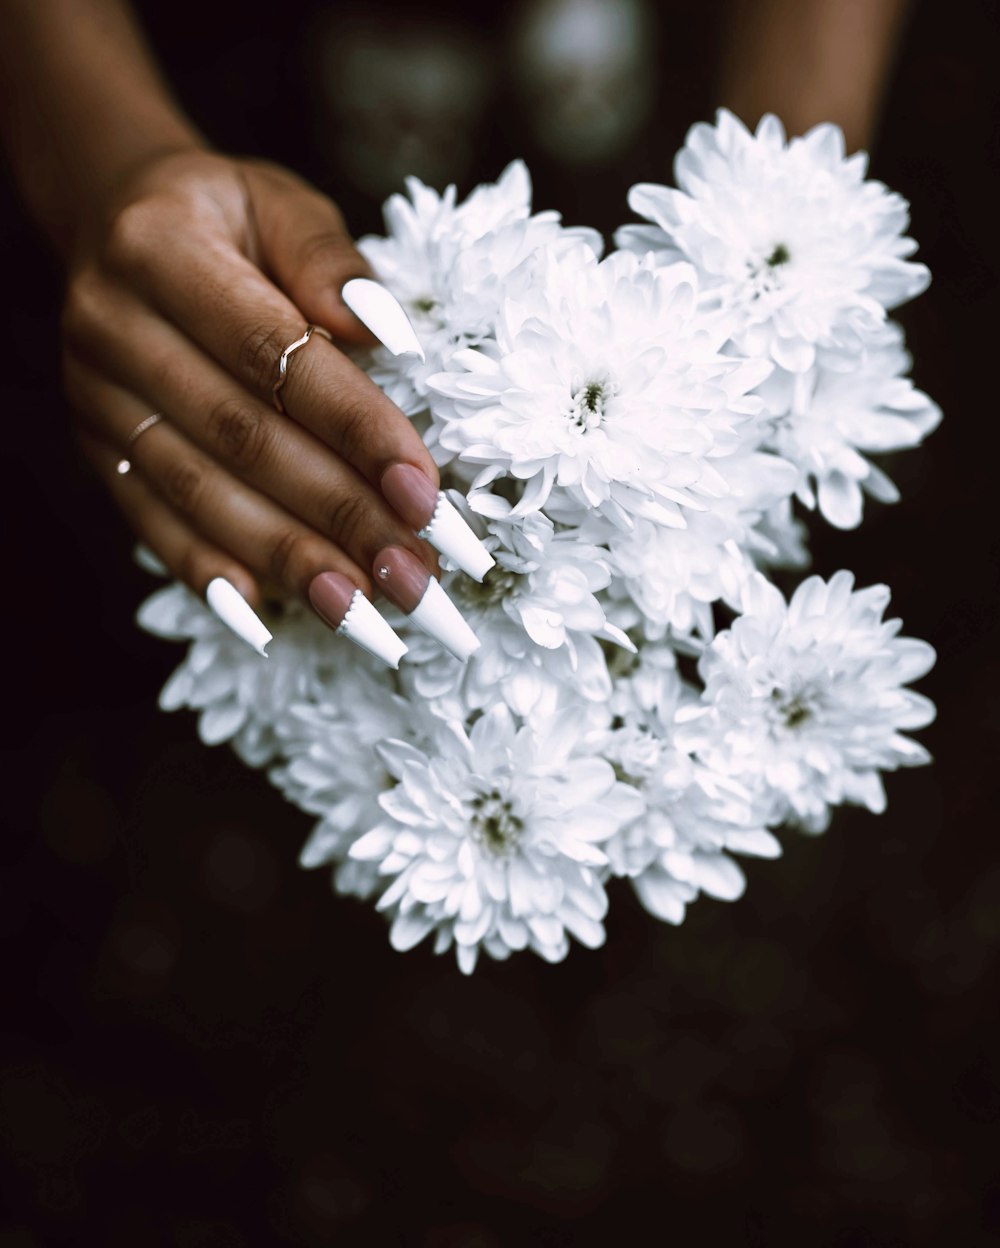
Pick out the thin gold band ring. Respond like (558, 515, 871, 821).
(272, 324, 331, 414)
(117, 413, 164, 475)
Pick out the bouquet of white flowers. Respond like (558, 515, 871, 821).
(139, 111, 939, 973)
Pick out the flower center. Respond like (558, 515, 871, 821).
(568, 373, 617, 431)
(771, 689, 813, 729)
(469, 788, 524, 857)
(455, 564, 521, 610)
(746, 243, 793, 300)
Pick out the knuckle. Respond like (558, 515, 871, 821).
(329, 391, 373, 458)
(60, 267, 105, 349)
(206, 397, 271, 472)
(237, 322, 288, 394)
(162, 461, 205, 515)
(296, 228, 358, 272)
(322, 488, 370, 549)
(267, 528, 306, 587)
(102, 198, 158, 273)
(268, 530, 328, 593)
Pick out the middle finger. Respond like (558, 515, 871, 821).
(67, 291, 438, 579)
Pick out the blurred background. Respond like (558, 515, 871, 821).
(1, 1, 998, 1244)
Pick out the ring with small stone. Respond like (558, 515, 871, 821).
(272, 324, 332, 414)
(117, 413, 164, 475)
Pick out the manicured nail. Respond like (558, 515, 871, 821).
(205, 577, 272, 657)
(374, 546, 480, 662)
(341, 278, 425, 360)
(308, 571, 408, 669)
(381, 463, 495, 583)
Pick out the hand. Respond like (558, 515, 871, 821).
(62, 148, 440, 620)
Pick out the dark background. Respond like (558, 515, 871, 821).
(2, 1, 998, 1244)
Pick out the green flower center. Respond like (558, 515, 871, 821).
(772, 689, 813, 729)
(469, 788, 524, 856)
(455, 564, 521, 610)
(569, 374, 617, 430)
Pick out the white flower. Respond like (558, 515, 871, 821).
(617, 110, 930, 371)
(604, 451, 798, 638)
(429, 246, 771, 526)
(597, 648, 780, 924)
(758, 324, 941, 529)
(677, 572, 936, 832)
(747, 498, 812, 573)
(138, 585, 344, 766)
(358, 160, 601, 421)
(272, 668, 416, 900)
(401, 511, 632, 718)
(348, 704, 644, 972)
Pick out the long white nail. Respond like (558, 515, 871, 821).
(309, 572, 408, 669)
(419, 494, 496, 582)
(341, 592, 408, 668)
(408, 578, 481, 662)
(341, 278, 425, 360)
(205, 578, 272, 657)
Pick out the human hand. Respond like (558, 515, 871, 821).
(62, 149, 488, 662)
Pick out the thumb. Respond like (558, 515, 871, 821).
(242, 162, 377, 345)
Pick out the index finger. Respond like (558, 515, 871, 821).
(117, 226, 437, 493)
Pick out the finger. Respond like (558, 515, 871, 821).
(77, 424, 260, 606)
(241, 161, 375, 345)
(95, 205, 440, 492)
(63, 294, 439, 577)
(66, 356, 376, 601)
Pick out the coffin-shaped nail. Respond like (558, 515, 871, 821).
(205, 577, 272, 657)
(341, 278, 425, 360)
(381, 463, 495, 583)
(308, 571, 408, 669)
(374, 545, 480, 662)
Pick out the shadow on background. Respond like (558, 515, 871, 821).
(1, 1, 998, 1244)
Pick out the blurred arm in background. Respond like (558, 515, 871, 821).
(718, 0, 913, 150)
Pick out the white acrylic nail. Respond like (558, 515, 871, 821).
(341, 278, 425, 360)
(419, 495, 496, 583)
(338, 590, 408, 669)
(205, 578, 272, 657)
(409, 578, 481, 662)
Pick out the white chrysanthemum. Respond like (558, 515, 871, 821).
(676, 572, 936, 832)
(604, 451, 798, 638)
(758, 324, 941, 529)
(747, 498, 812, 573)
(595, 648, 780, 924)
(429, 246, 771, 526)
(617, 110, 930, 371)
(271, 668, 416, 900)
(137, 585, 345, 766)
(401, 511, 632, 718)
(358, 160, 601, 422)
(348, 704, 645, 973)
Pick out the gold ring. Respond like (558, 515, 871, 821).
(272, 324, 331, 414)
(117, 413, 164, 475)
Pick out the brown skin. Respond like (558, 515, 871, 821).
(719, 0, 913, 152)
(0, 0, 911, 610)
(0, 0, 440, 610)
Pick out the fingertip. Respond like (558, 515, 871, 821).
(224, 568, 263, 610)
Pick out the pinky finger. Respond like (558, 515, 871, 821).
(78, 428, 273, 656)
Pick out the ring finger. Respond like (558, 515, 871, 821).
(66, 355, 375, 603)
(65, 295, 438, 579)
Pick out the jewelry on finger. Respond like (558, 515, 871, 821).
(117, 413, 164, 475)
(272, 324, 332, 414)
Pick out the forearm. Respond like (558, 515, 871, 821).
(717, 0, 912, 150)
(0, 0, 203, 254)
